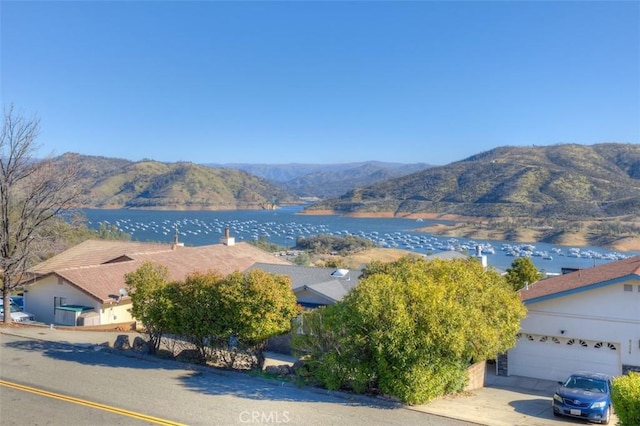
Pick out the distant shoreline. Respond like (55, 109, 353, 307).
(298, 209, 640, 252)
(80, 206, 640, 252)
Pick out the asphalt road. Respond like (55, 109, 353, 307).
(0, 334, 471, 426)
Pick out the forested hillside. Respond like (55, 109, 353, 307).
(55, 153, 301, 210)
(306, 143, 640, 220)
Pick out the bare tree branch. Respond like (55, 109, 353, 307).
(0, 104, 81, 323)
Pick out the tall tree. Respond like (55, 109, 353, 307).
(505, 257, 541, 291)
(0, 104, 81, 323)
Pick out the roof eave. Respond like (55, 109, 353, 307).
(522, 274, 639, 305)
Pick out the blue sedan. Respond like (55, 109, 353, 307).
(552, 371, 613, 424)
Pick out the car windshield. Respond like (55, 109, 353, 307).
(563, 376, 608, 393)
(0, 303, 21, 314)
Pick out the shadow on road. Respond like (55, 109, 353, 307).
(177, 369, 401, 409)
(4, 338, 184, 371)
(508, 398, 553, 420)
(3, 336, 403, 408)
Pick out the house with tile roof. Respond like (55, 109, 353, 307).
(499, 255, 640, 381)
(23, 236, 293, 327)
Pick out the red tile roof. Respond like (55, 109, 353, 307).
(519, 255, 640, 303)
(28, 240, 172, 274)
(30, 241, 292, 303)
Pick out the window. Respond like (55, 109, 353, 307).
(53, 296, 67, 313)
(624, 284, 632, 292)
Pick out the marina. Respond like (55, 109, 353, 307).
(81, 206, 638, 274)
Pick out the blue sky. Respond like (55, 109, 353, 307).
(2, 1, 638, 166)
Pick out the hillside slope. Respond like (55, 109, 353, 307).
(306, 143, 640, 219)
(56, 153, 301, 210)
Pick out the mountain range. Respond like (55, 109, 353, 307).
(307, 143, 640, 219)
(205, 161, 432, 198)
(56, 143, 640, 220)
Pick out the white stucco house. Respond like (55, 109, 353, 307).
(499, 255, 640, 381)
(22, 233, 292, 327)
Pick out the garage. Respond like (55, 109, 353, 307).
(508, 333, 620, 381)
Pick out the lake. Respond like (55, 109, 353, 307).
(81, 206, 639, 274)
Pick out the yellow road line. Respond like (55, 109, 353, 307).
(0, 379, 187, 426)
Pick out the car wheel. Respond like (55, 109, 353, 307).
(552, 411, 561, 417)
(601, 407, 610, 425)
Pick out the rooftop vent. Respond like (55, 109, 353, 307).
(331, 269, 349, 277)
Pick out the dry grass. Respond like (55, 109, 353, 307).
(316, 248, 415, 269)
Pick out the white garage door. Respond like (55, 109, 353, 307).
(508, 333, 620, 381)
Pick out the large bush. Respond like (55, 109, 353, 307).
(611, 372, 640, 426)
(293, 256, 526, 404)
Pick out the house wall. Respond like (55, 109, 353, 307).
(26, 276, 98, 325)
(98, 301, 135, 325)
(521, 280, 640, 369)
(25, 276, 134, 326)
(506, 279, 640, 379)
(295, 289, 333, 307)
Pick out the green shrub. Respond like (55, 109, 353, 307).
(292, 257, 526, 404)
(611, 372, 640, 426)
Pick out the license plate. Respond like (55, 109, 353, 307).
(570, 409, 581, 415)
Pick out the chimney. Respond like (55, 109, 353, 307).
(475, 245, 487, 268)
(220, 227, 235, 246)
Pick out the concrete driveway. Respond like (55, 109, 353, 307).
(415, 367, 618, 426)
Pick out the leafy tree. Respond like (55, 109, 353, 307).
(295, 234, 375, 255)
(248, 236, 286, 252)
(505, 257, 541, 291)
(0, 105, 81, 323)
(96, 222, 131, 240)
(164, 271, 225, 363)
(293, 256, 526, 404)
(125, 262, 172, 353)
(221, 269, 300, 369)
(293, 251, 311, 266)
(162, 269, 299, 369)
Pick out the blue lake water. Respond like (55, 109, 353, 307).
(81, 205, 639, 274)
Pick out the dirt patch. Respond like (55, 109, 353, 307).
(604, 237, 640, 252)
(296, 209, 337, 216)
(316, 248, 416, 269)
